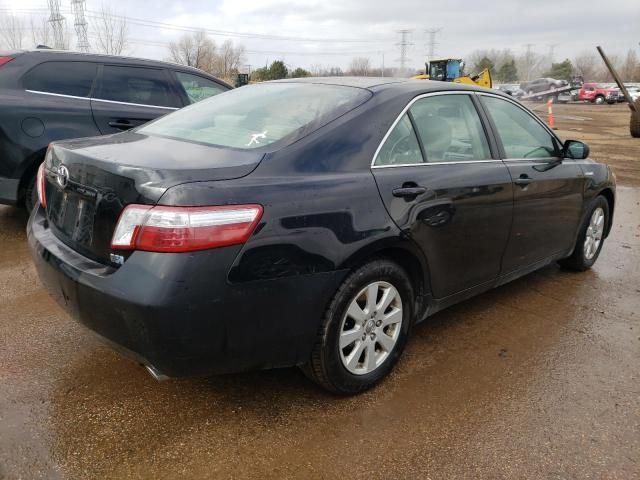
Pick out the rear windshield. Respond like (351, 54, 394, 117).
(139, 82, 371, 150)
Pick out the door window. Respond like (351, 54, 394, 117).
(96, 66, 178, 108)
(175, 72, 227, 103)
(481, 96, 558, 159)
(373, 114, 424, 166)
(409, 94, 491, 162)
(23, 61, 97, 97)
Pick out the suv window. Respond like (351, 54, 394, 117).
(374, 114, 424, 166)
(409, 94, 491, 162)
(175, 71, 227, 103)
(97, 66, 178, 108)
(481, 96, 558, 159)
(23, 61, 97, 97)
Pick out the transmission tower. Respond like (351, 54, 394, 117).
(71, 0, 90, 52)
(425, 28, 442, 61)
(47, 0, 66, 49)
(396, 29, 413, 74)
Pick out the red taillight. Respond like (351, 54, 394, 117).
(0, 56, 14, 67)
(111, 204, 263, 253)
(36, 163, 47, 209)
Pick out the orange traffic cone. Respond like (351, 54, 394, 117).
(547, 99, 555, 129)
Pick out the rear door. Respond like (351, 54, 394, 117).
(371, 92, 513, 299)
(478, 93, 584, 273)
(90, 64, 181, 134)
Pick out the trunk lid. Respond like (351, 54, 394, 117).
(43, 132, 263, 265)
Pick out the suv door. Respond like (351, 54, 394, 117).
(371, 92, 513, 299)
(91, 65, 181, 134)
(478, 93, 584, 273)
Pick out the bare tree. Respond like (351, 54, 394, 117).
(94, 5, 129, 55)
(516, 49, 544, 81)
(0, 15, 25, 49)
(168, 31, 216, 71)
(348, 57, 371, 76)
(213, 40, 245, 78)
(573, 52, 599, 81)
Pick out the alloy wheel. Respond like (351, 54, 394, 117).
(339, 281, 403, 375)
(584, 207, 605, 260)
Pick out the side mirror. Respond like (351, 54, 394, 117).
(563, 140, 590, 160)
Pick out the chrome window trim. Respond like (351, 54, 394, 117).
(25, 89, 178, 110)
(476, 91, 563, 160)
(370, 90, 494, 169)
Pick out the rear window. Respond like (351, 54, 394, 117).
(97, 65, 179, 108)
(24, 61, 97, 97)
(139, 82, 371, 150)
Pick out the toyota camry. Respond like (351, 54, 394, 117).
(28, 77, 615, 394)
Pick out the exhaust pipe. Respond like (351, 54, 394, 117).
(145, 364, 169, 382)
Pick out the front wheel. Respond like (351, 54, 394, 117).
(594, 95, 605, 105)
(302, 259, 414, 394)
(559, 196, 609, 271)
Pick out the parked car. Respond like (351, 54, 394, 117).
(497, 83, 524, 97)
(621, 86, 640, 103)
(28, 78, 616, 394)
(519, 77, 568, 94)
(576, 83, 619, 104)
(0, 49, 231, 211)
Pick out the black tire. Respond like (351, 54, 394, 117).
(594, 95, 605, 105)
(559, 196, 609, 271)
(24, 172, 38, 214)
(302, 259, 414, 395)
(630, 99, 640, 138)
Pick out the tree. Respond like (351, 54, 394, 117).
(169, 31, 216, 71)
(476, 56, 495, 73)
(290, 67, 310, 78)
(573, 52, 599, 81)
(348, 57, 371, 76)
(0, 14, 25, 49)
(213, 40, 246, 78)
(497, 58, 518, 82)
(619, 49, 640, 82)
(94, 6, 129, 55)
(543, 59, 573, 80)
(268, 60, 288, 80)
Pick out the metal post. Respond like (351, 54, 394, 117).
(597, 46, 636, 112)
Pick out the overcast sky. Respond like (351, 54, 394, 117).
(2, 0, 639, 71)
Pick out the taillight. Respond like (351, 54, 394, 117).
(36, 163, 47, 209)
(111, 204, 263, 253)
(0, 56, 14, 67)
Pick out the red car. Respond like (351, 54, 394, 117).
(577, 83, 619, 104)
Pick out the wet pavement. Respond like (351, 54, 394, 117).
(0, 185, 638, 479)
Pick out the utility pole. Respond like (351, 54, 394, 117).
(396, 29, 413, 75)
(523, 43, 535, 80)
(547, 43, 558, 65)
(425, 28, 442, 62)
(47, 0, 66, 50)
(70, 0, 89, 52)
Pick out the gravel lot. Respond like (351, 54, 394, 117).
(1, 102, 638, 479)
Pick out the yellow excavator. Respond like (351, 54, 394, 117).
(412, 58, 492, 89)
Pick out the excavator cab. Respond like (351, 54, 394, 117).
(428, 59, 463, 82)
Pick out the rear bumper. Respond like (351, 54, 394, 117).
(28, 207, 346, 377)
(0, 176, 20, 205)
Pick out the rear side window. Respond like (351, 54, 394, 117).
(175, 71, 227, 103)
(97, 66, 178, 108)
(374, 114, 424, 166)
(23, 61, 97, 97)
(409, 95, 491, 162)
(139, 82, 371, 150)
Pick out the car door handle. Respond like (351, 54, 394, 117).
(514, 174, 532, 187)
(108, 120, 134, 130)
(392, 186, 427, 198)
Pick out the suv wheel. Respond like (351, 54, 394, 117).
(559, 196, 609, 271)
(303, 259, 414, 394)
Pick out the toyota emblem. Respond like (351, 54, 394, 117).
(56, 165, 69, 189)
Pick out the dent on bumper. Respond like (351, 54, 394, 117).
(28, 209, 346, 377)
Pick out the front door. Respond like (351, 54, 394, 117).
(478, 94, 584, 273)
(372, 92, 513, 299)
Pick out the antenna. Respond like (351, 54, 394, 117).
(47, 0, 66, 49)
(396, 29, 413, 74)
(71, 0, 90, 52)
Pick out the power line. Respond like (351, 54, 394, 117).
(47, 0, 65, 49)
(424, 28, 442, 61)
(396, 29, 413, 73)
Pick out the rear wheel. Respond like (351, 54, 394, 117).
(559, 196, 609, 271)
(631, 99, 640, 138)
(303, 259, 414, 394)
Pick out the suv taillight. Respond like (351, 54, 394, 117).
(0, 56, 14, 67)
(36, 163, 47, 209)
(111, 204, 263, 253)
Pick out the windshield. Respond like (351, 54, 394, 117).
(139, 82, 371, 150)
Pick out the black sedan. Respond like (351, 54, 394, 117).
(28, 78, 615, 394)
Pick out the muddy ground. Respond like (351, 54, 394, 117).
(1, 102, 639, 479)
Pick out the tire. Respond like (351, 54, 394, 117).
(302, 259, 414, 395)
(594, 95, 605, 105)
(559, 196, 609, 271)
(24, 172, 38, 214)
(631, 99, 640, 138)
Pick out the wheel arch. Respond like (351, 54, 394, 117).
(598, 187, 615, 237)
(17, 146, 47, 205)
